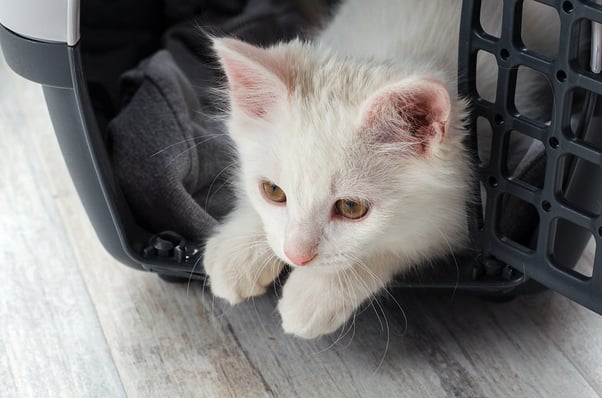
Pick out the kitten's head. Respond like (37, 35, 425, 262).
(213, 38, 471, 271)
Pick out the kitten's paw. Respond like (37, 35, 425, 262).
(204, 231, 282, 305)
(278, 270, 356, 339)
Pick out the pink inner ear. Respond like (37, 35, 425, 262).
(213, 38, 290, 119)
(362, 80, 451, 154)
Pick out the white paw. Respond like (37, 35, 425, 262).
(278, 270, 356, 339)
(204, 231, 282, 305)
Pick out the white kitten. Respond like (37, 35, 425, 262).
(204, 0, 557, 338)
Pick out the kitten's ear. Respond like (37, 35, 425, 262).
(360, 79, 451, 155)
(212, 38, 290, 119)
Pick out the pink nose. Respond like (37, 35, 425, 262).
(284, 249, 316, 266)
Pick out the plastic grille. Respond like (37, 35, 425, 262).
(459, 0, 602, 313)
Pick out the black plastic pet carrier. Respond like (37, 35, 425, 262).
(1, 0, 602, 314)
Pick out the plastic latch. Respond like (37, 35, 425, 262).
(501, 265, 515, 281)
(484, 257, 504, 277)
(143, 231, 187, 263)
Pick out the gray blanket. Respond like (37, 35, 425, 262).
(108, 0, 308, 242)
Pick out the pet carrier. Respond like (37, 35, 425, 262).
(1, 0, 601, 313)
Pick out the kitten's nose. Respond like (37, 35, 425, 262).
(284, 249, 317, 266)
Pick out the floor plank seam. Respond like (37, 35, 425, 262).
(524, 303, 602, 396)
(487, 304, 599, 396)
(39, 181, 129, 396)
(47, 163, 131, 394)
(225, 321, 276, 398)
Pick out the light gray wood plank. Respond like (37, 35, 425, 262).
(55, 194, 271, 398)
(219, 286, 600, 398)
(212, 290, 455, 398)
(0, 57, 126, 397)
(30, 122, 271, 396)
(519, 240, 602, 395)
(522, 293, 602, 395)
(0, 342, 19, 397)
(428, 296, 599, 397)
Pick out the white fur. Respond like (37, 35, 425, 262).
(204, 0, 558, 338)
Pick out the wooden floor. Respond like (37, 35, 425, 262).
(2, 52, 602, 398)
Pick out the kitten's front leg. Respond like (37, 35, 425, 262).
(204, 203, 284, 304)
(278, 257, 396, 339)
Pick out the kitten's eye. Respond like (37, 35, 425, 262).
(334, 199, 369, 220)
(262, 181, 287, 203)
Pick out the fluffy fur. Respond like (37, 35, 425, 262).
(203, 0, 557, 338)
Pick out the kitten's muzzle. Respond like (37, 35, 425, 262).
(284, 249, 317, 266)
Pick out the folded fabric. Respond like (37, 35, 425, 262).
(108, 50, 232, 241)
(107, 0, 308, 242)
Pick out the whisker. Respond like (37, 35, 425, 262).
(151, 133, 227, 157)
(165, 134, 228, 166)
(186, 250, 204, 297)
(205, 162, 238, 210)
(347, 253, 408, 335)
(436, 229, 460, 300)
(350, 263, 391, 373)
